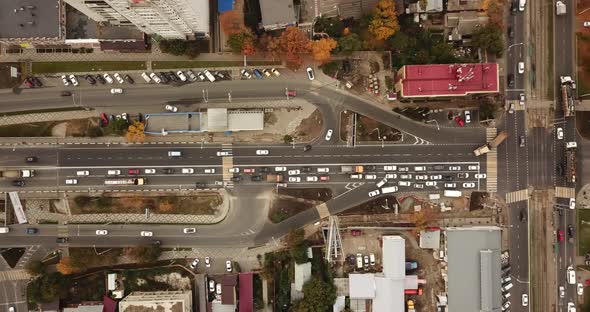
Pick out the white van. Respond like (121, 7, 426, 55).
(0, 227, 9, 234)
(76, 171, 89, 176)
(381, 186, 399, 194)
(376, 178, 388, 188)
(568, 266, 576, 284)
(501, 283, 513, 292)
(203, 70, 216, 82)
(168, 151, 182, 157)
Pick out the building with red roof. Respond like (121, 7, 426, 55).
(395, 63, 499, 98)
(239, 273, 254, 312)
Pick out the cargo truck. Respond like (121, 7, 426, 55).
(566, 142, 577, 183)
(266, 174, 284, 182)
(104, 178, 145, 185)
(556, 1, 566, 15)
(0, 169, 34, 178)
(341, 165, 364, 173)
(473, 131, 508, 156)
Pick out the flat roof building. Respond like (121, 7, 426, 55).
(445, 226, 502, 312)
(0, 0, 63, 45)
(395, 63, 499, 98)
(119, 291, 192, 312)
(144, 109, 264, 135)
(259, 0, 297, 31)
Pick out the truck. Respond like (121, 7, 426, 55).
(560, 76, 576, 117)
(556, 1, 566, 15)
(407, 300, 416, 312)
(104, 178, 145, 185)
(566, 142, 577, 183)
(341, 165, 364, 173)
(406, 261, 418, 271)
(473, 131, 508, 156)
(444, 190, 462, 197)
(0, 169, 34, 178)
(266, 174, 284, 182)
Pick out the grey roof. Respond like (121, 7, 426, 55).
(446, 227, 502, 312)
(259, 0, 296, 30)
(0, 0, 61, 39)
(349, 274, 376, 299)
(373, 276, 404, 312)
(207, 108, 228, 131)
(227, 110, 264, 131)
(63, 306, 103, 312)
(294, 262, 312, 292)
(382, 235, 405, 279)
(419, 229, 441, 249)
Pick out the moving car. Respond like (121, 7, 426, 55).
(286, 89, 296, 97)
(578, 283, 584, 295)
(463, 182, 476, 188)
(256, 149, 269, 155)
(457, 173, 469, 178)
(415, 175, 428, 180)
(306, 67, 315, 80)
(209, 279, 215, 292)
(425, 181, 437, 186)
(96, 230, 108, 235)
(519, 135, 526, 147)
(368, 190, 380, 197)
(558, 230, 565, 242)
(384, 165, 397, 171)
(25, 156, 38, 163)
(181, 168, 194, 174)
(204, 168, 216, 174)
(449, 165, 461, 171)
(110, 88, 123, 94)
(288, 169, 301, 175)
(508, 74, 515, 88)
(288, 177, 301, 182)
(519, 93, 526, 105)
(376, 178, 388, 188)
(217, 151, 230, 156)
(140, 231, 153, 237)
(12, 180, 25, 187)
(306, 176, 318, 182)
(518, 61, 525, 74)
(128, 169, 140, 175)
(467, 165, 479, 170)
(145, 169, 156, 174)
(325, 129, 333, 141)
(522, 294, 528, 306)
(475, 173, 487, 179)
(226, 260, 233, 272)
(560, 286, 565, 298)
(275, 167, 287, 172)
(183, 228, 196, 234)
(165, 105, 178, 112)
(190, 258, 199, 269)
(444, 183, 456, 188)
(76, 171, 90, 176)
(317, 168, 330, 173)
(430, 175, 442, 180)
(26, 228, 38, 234)
(568, 302, 576, 312)
(365, 174, 377, 180)
(65, 179, 78, 185)
(557, 127, 564, 139)
(107, 169, 121, 175)
(464, 110, 471, 123)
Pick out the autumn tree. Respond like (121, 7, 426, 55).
(312, 38, 337, 64)
(56, 257, 81, 275)
(126, 121, 146, 143)
(369, 0, 400, 41)
(227, 31, 256, 56)
(277, 27, 312, 70)
(410, 207, 438, 233)
(158, 199, 174, 212)
(220, 10, 244, 36)
(482, 0, 505, 27)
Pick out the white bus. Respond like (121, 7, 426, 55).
(444, 190, 462, 198)
(381, 186, 399, 194)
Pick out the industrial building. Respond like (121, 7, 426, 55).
(144, 109, 264, 135)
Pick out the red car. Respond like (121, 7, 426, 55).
(285, 90, 296, 97)
(243, 168, 256, 174)
(351, 230, 362, 236)
(100, 113, 109, 126)
(558, 230, 565, 242)
(128, 169, 140, 175)
(320, 176, 330, 181)
(454, 116, 465, 127)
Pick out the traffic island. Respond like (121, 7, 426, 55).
(268, 188, 333, 223)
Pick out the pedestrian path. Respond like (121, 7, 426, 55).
(221, 144, 234, 188)
(506, 189, 529, 203)
(486, 128, 498, 192)
(0, 270, 29, 281)
(14, 245, 40, 270)
(555, 187, 575, 199)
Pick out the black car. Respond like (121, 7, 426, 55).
(26, 228, 38, 234)
(124, 74, 135, 84)
(152, 240, 161, 245)
(84, 74, 96, 85)
(365, 165, 376, 171)
(259, 167, 270, 173)
(61, 91, 72, 96)
(159, 72, 170, 83)
(95, 75, 106, 84)
(568, 224, 574, 238)
(519, 209, 527, 222)
(251, 175, 262, 181)
(25, 156, 38, 162)
(162, 168, 174, 174)
(443, 175, 453, 181)
(303, 145, 312, 152)
(31, 77, 43, 87)
(302, 167, 312, 173)
(195, 182, 207, 188)
(230, 176, 242, 182)
(507, 74, 515, 88)
(168, 71, 178, 82)
(56, 237, 69, 243)
(507, 26, 514, 39)
(12, 180, 25, 187)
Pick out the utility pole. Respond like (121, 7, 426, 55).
(228, 91, 232, 103)
(202, 89, 208, 104)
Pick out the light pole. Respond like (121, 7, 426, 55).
(426, 119, 440, 131)
(202, 89, 208, 104)
(228, 91, 232, 103)
(285, 87, 289, 100)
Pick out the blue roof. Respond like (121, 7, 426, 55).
(218, 0, 234, 13)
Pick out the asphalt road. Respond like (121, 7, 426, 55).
(506, 8, 526, 101)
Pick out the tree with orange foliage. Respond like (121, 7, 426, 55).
(277, 27, 312, 70)
(312, 38, 337, 64)
(56, 257, 81, 275)
(410, 207, 438, 233)
(219, 10, 244, 36)
(227, 31, 256, 56)
(126, 121, 145, 143)
(481, 0, 505, 27)
(369, 0, 400, 41)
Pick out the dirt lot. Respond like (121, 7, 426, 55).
(340, 111, 402, 142)
(0, 118, 101, 137)
(268, 188, 332, 223)
(576, 111, 590, 140)
(577, 1, 590, 94)
(123, 267, 192, 293)
(405, 234, 445, 311)
(67, 193, 222, 215)
(0, 62, 23, 89)
(294, 109, 323, 142)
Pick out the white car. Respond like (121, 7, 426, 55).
(113, 73, 124, 84)
(145, 169, 156, 174)
(518, 62, 525, 74)
(140, 231, 153, 237)
(288, 177, 301, 182)
(384, 165, 397, 171)
(216, 283, 222, 295)
(197, 72, 206, 81)
(317, 168, 330, 173)
(399, 181, 411, 187)
(229, 168, 240, 173)
(414, 183, 424, 189)
(468, 165, 479, 170)
(464, 110, 471, 123)
(444, 183, 456, 188)
(103, 73, 114, 84)
(365, 174, 377, 180)
(181, 168, 194, 174)
(121, 113, 128, 120)
(560, 286, 565, 298)
(570, 198, 576, 209)
(204, 168, 216, 174)
(226, 260, 233, 272)
(449, 166, 461, 171)
(65, 179, 78, 185)
(398, 167, 409, 172)
(176, 71, 187, 82)
(463, 182, 476, 188)
(205, 257, 211, 267)
(217, 151, 230, 156)
(425, 181, 437, 187)
(475, 173, 487, 179)
(288, 169, 301, 175)
(585, 21, 590, 27)
(186, 70, 197, 81)
(61, 75, 70, 86)
(240, 69, 252, 79)
(430, 175, 442, 180)
(256, 150, 269, 155)
(306, 67, 315, 80)
(519, 93, 525, 105)
(306, 176, 318, 182)
(522, 294, 528, 306)
(107, 170, 121, 175)
(110, 88, 123, 94)
(208, 279, 215, 292)
(76, 170, 90, 176)
(385, 173, 397, 179)
(578, 283, 584, 295)
(368, 190, 380, 197)
(568, 302, 576, 312)
(183, 228, 196, 234)
(96, 230, 108, 235)
(69, 75, 79, 86)
(165, 105, 178, 112)
(275, 167, 287, 172)
(400, 174, 412, 180)
(325, 129, 333, 141)
(376, 178, 388, 188)
(190, 258, 199, 269)
(557, 127, 564, 139)
(149, 72, 162, 84)
(415, 175, 428, 180)
(271, 68, 281, 76)
(141, 72, 151, 83)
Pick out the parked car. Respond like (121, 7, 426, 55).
(464, 111, 471, 123)
(190, 258, 199, 269)
(60, 75, 70, 86)
(557, 127, 564, 139)
(124, 74, 135, 84)
(306, 67, 315, 80)
(325, 129, 333, 141)
(226, 260, 233, 272)
(176, 71, 187, 82)
(454, 116, 465, 126)
(103, 73, 114, 84)
(113, 73, 124, 84)
(518, 61, 525, 74)
(186, 70, 197, 81)
(165, 105, 178, 112)
(68, 75, 78, 86)
(271, 68, 281, 76)
(286, 89, 296, 97)
(96, 75, 106, 84)
(149, 72, 162, 83)
(84, 75, 96, 85)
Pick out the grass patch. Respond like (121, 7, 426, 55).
(0, 121, 57, 137)
(32, 61, 146, 74)
(0, 107, 86, 116)
(64, 272, 105, 304)
(152, 60, 281, 70)
(578, 209, 590, 255)
(69, 194, 222, 215)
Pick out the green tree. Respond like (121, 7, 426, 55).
(290, 241, 309, 264)
(25, 260, 43, 276)
(227, 31, 254, 54)
(283, 134, 294, 144)
(28, 272, 71, 304)
(159, 39, 187, 56)
(337, 34, 362, 54)
(471, 24, 505, 57)
(291, 277, 337, 312)
(124, 246, 161, 263)
(87, 126, 103, 138)
(106, 118, 128, 136)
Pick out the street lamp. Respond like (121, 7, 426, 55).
(426, 119, 440, 131)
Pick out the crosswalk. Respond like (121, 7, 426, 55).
(506, 189, 529, 203)
(555, 187, 575, 199)
(221, 144, 234, 188)
(0, 270, 29, 281)
(486, 128, 498, 192)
